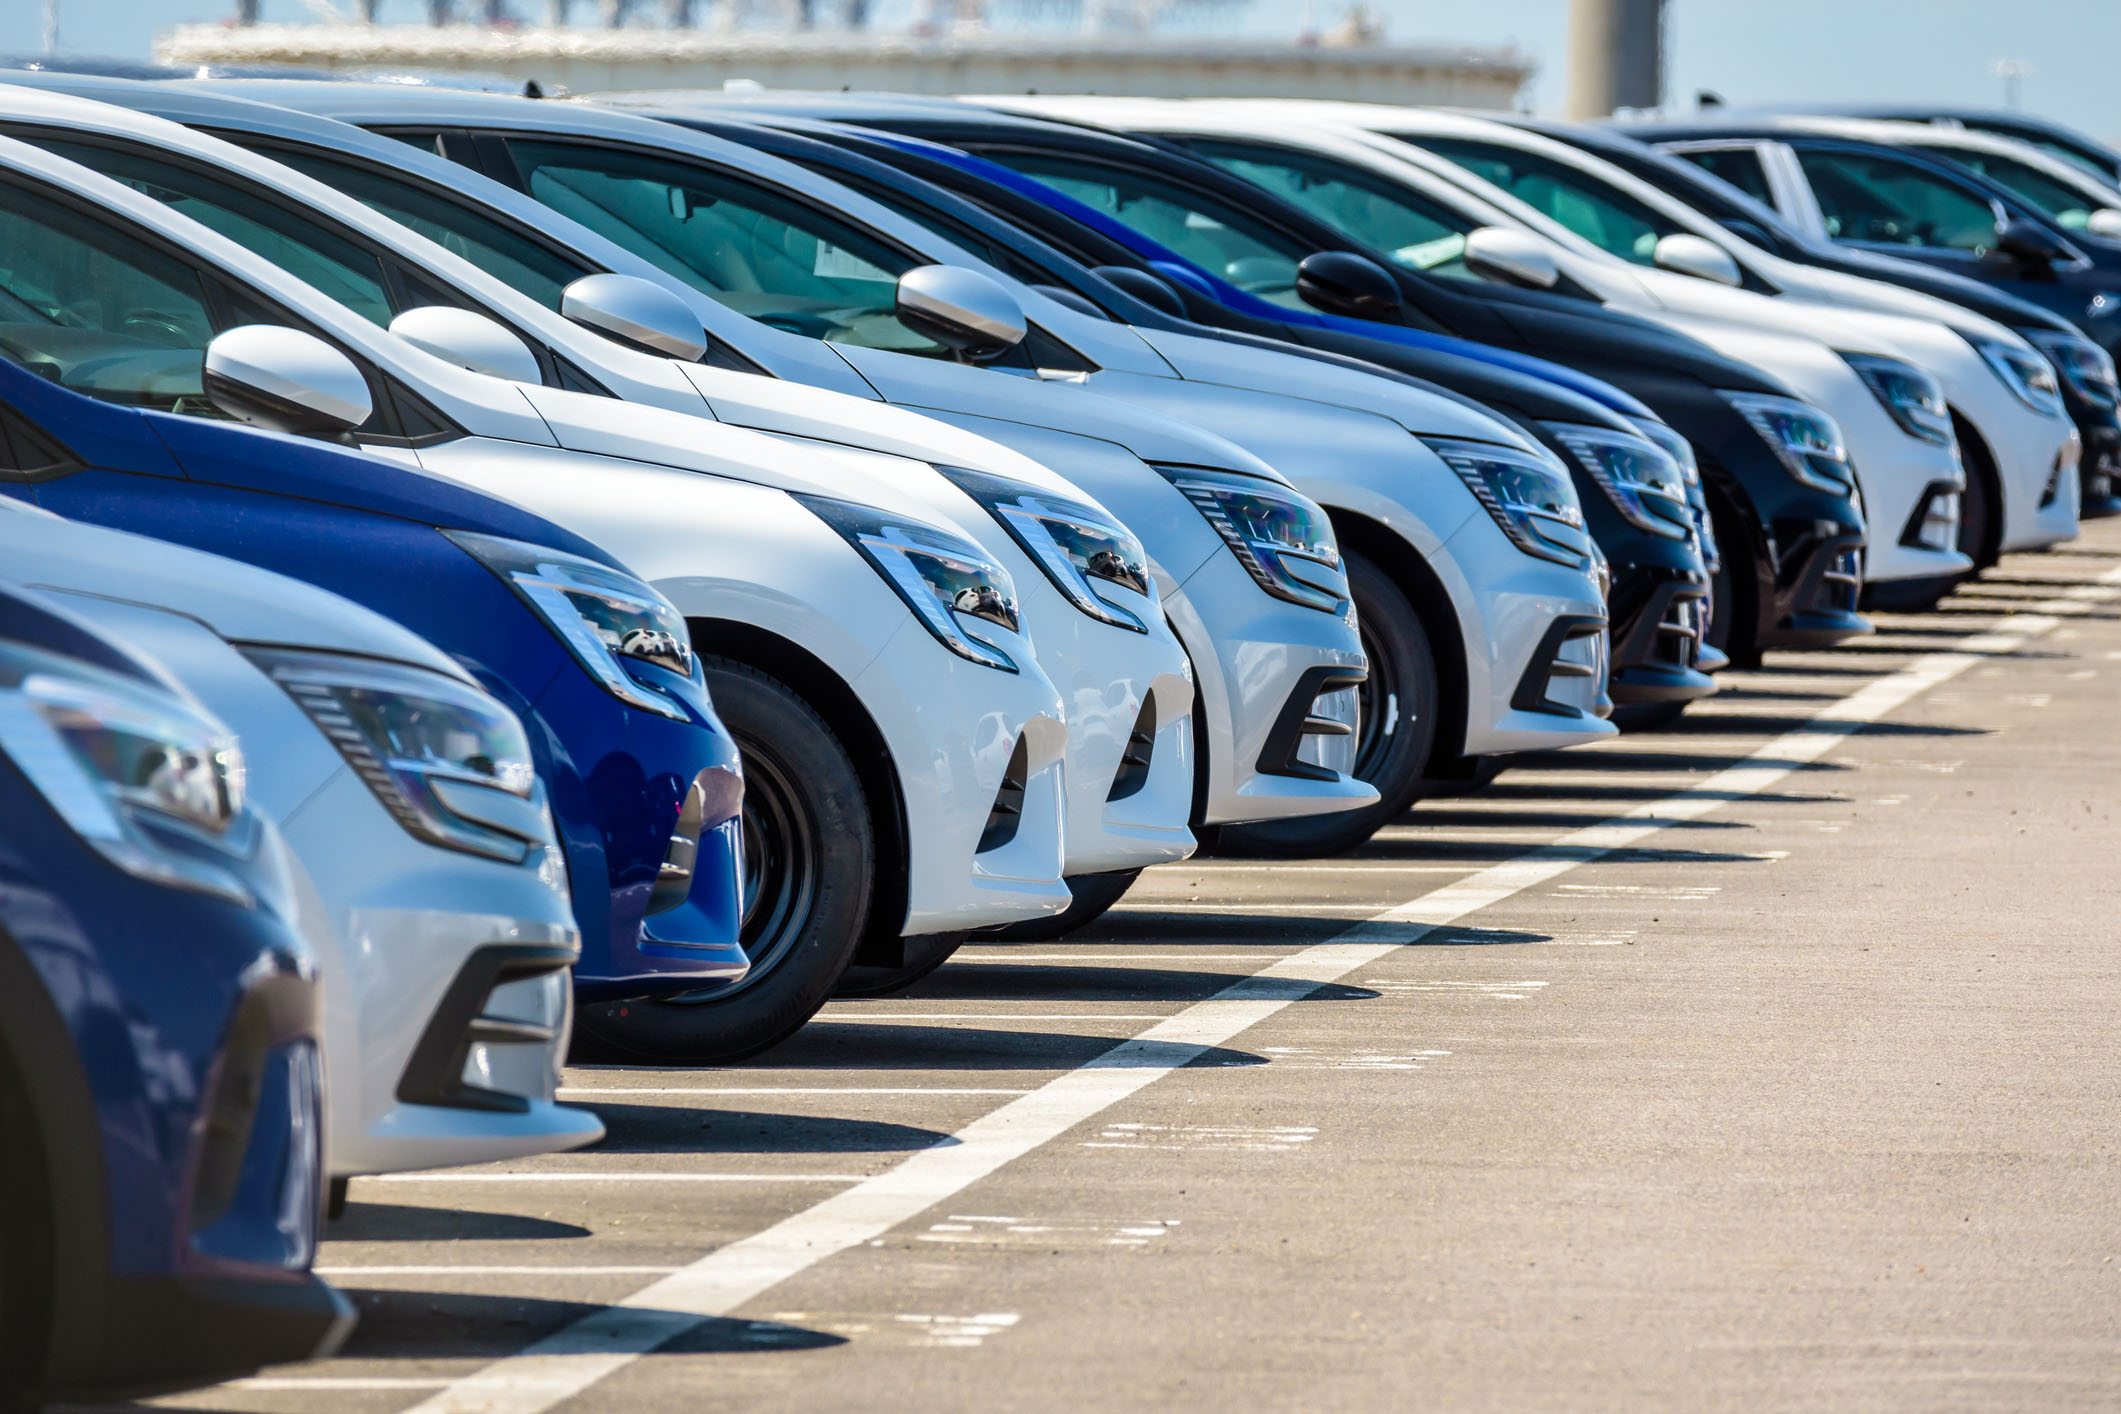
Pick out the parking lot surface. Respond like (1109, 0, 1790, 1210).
(100, 524, 2121, 1413)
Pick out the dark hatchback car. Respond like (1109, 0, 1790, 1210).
(641, 107, 1719, 726)
(0, 582, 349, 1403)
(681, 95, 1865, 667)
(1479, 114, 2121, 520)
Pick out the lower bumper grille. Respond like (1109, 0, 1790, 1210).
(397, 944, 575, 1115)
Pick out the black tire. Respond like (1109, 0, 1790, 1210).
(1957, 448, 2002, 571)
(1211, 552, 1440, 858)
(1609, 699, 1690, 732)
(0, 1053, 49, 1406)
(834, 932, 965, 997)
(980, 868, 1143, 942)
(572, 657, 875, 1065)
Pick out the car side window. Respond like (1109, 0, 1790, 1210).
(246, 141, 594, 312)
(0, 405, 78, 481)
(1414, 136, 1685, 267)
(1679, 146, 1776, 208)
(1180, 138, 1473, 279)
(497, 138, 951, 358)
(1937, 148, 2098, 231)
(1792, 147, 2000, 253)
(19, 135, 399, 329)
(0, 177, 225, 414)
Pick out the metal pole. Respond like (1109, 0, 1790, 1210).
(42, 0, 58, 54)
(1566, 0, 1665, 118)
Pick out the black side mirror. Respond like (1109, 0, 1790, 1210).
(1992, 217, 2068, 272)
(1295, 250, 1404, 320)
(1093, 264, 1187, 319)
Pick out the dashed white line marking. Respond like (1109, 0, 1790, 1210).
(913, 1215, 1181, 1248)
(1081, 1122, 1319, 1151)
(1262, 1046, 1452, 1069)
(386, 573, 2121, 1414)
(1363, 979, 1551, 1000)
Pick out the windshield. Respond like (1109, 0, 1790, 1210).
(1926, 143, 2107, 232)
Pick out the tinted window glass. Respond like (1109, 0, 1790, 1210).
(1412, 136, 1684, 266)
(0, 179, 222, 413)
(1180, 138, 1473, 278)
(252, 142, 593, 310)
(22, 136, 398, 327)
(1793, 146, 2000, 252)
(989, 150, 1315, 309)
(500, 138, 946, 355)
(1959, 122, 2121, 183)
(1930, 145, 2100, 231)
(1680, 146, 1776, 207)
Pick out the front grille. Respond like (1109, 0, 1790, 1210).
(397, 944, 574, 1114)
(1899, 482, 1963, 551)
(2041, 451, 2067, 509)
(1255, 665, 1366, 782)
(1820, 548, 1863, 614)
(1650, 593, 1705, 671)
(976, 734, 1029, 854)
(1511, 615, 1607, 718)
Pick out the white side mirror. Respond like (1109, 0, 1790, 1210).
(203, 325, 372, 436)
(561, 273, 709, 361)
(1653, 233, 1744, 287)
(389, 306, 543, 386)
(895, 265, 1027, 360)
(1463, 226, 1561, 290)
(2086, 208, 2121, 242)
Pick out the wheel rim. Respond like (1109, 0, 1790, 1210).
(660, 743, 816, 1005)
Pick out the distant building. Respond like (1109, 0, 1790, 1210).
(153, 23, 1534, 107)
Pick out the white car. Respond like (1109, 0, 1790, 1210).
(0, 133, 1072, 1061)
(65, 74, 1386, 866)
(0, 81, 1202, 940)
(1054, 98, 2081, 586)
(0, 499, 601, 1181)
(185, 80, 1613, 855)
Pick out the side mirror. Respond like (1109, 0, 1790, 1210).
(1294, 250, 1404, 320)
(895, 265, 1026, 362)
(1652, 233, 1744, 287)
(1093, 264, 1187, 319)
(561, 273, 709, 361)
(1992, 217, 2068, 271)
(2085, 208, 2121, 242)
(389, 306, 543, 386)
(1464, 226, 1561, 289)
(203, 325, 373, 436)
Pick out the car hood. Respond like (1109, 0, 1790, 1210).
(0, 498, 465, 675)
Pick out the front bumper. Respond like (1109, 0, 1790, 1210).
(279, 770, 604, 1179)
(853, 621, 1074, 933)
(1848, 428, 1972, 585)
(1162, 547, 1376, 826)
(1763, 517, 1872, 650)
(2077, 414, 2121, 518)
(2017, 435, 2084, 551)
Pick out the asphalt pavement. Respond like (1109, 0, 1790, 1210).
(96, 520, 2121, 1414)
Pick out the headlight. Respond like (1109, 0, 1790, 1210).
(2026, 330, 2119, 408)
(1631, 418, 1720, 571)
(0, 642, 251, 902)
(447, 530, 695, 721)
(1723, 391, 1855, 494)
(251, 649, 544, 862)
(1422, 437, 1589, 567)
(1971, 335, 2065, 418)
(798, 494, 1023, 672)
(1151, 465, 1346, 613)
(936, 466, 1153, 633)
(1841, 352, 1954, 445)
(1544, 423, 1691, 540)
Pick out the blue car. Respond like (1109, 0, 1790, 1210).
(0, 582, 351, 1401)
(0, 354, 746, 1003)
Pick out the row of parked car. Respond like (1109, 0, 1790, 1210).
(5, 71, 2118, 1403)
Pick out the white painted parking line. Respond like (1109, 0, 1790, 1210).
(810, 1012, 1177, 1022)
(388, 573, 2121, 1414)
(369, 1172, 867, 1184)
(556, 1087, 1036, 1097)
(318, 1266, 686, 1277)
(1108, 902, 1393, 914)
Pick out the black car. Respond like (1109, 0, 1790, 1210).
(646, 107, 1720, 732)
(1486, 114, 2121, 520)
(661, 93, 1866, 668)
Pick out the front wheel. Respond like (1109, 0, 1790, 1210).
(572, 657, 875, 1065)
(1212, 553, 1439, 858)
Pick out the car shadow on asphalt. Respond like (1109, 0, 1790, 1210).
(1499, 748, 1850, 773)
(1353, 836, 1777, 866)
(749, 1025, 1267, 1072)
(583, 1103, 960, 1154)
(1408, 806, 1750, 830)
(329, 1202, 592, 1242)
(341, 1290, 841, 1361)
(904, 966, 1378, 1005)
(1671, 713, 1989, 737)
(1471, 782, 1839, 805)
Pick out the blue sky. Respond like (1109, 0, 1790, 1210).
(5, 0, 2117, 138)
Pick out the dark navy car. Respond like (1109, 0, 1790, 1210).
(0, 582, 349, 1403)
(0, 354, 746, 1004)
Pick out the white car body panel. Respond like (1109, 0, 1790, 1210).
(0, 134, 1073, 932)
(0, 503, 599, 1178)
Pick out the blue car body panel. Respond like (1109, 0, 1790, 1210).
(0, 357, 745, 1000)
(0, 583, 349, 1399)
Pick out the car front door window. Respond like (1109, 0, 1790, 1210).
(1179, 139, 1473, 278)
(1792, 146, 2001, 254)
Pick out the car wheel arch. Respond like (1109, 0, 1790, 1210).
(1321, 510, 1469, 766)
